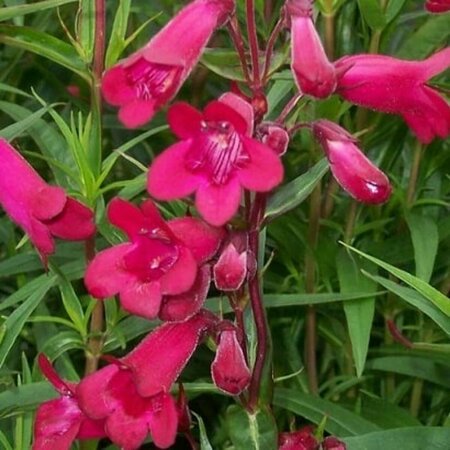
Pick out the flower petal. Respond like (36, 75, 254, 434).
(119, 281, 163, 320)
(105, 407, 148, 450)
(195, 178, 242, 226)
(213, 243, 247, 291)
(219, 92, 254, 136)
(168, 217, 224, 263)
(159, 246, 197, 295)
(107, 197, 145, 240)
(159, 265, 211, 322)
(168, 102, 203, 139)
(204, 100, 248, 135)
(84, 244, 132, 299)
(119, 98, 156, 128)
(102, 64, 136, 106)
(147, 140, 201, 201)
(30, 186, 67, 221)
(238, 137, 284, 191)
(148, 393, 178, 449)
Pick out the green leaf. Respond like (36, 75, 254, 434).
(105, 0, 132, 67)
(76, 0, 95, 62)
(265, 159, 329, 221)
(201, 48, 287, 82)
(366, 356, 450, 388)
(274, 388, 379, 436)
(0, 431, 13, 450)
(192, 411, 213, 450)
(384, 0, 407, 23)
(356, 0, 386, 30)
(343, 427, 450, 450)
(0, 25, 88, 80)
(396, 14, 450, 59)
(226, 405, 278, 450)
(341, 243, 450, 317)
(406, 213, 438, 283)
(0, 276, 55, 367)
(363, 272, 450, 335)
(337, 250, 376, 377)
(0, 382, 56, 419)
(0, 0, 76, 22)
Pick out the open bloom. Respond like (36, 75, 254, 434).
(425, 0, 450, 13)
(0, 138, 95, 263)
(85, 197, 222, 320)
(78, 313, 213, 449)
(148, 92, 284, 226)
(211, 327, 251, 395)
(335, 48, 450, 143)
(33, 354, 105, 450)
(313, 120, 391, 204)
(102, 0, 235, 128)
(286, 0, 336, 98)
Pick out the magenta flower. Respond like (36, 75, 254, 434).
(78, 314, 213, 449)
(0, 138, 95, 264)
(33, 354, 105, 450)
(425, 0, 450, 13)
(323, 436, 347, 450)
(313, 120, 391, 204)
(278, 426, 318, 450)
(335, 48, 450, 143)
(286, 0, 336, 98)
(85, 197, 223, 320)
(102, 0, 235, 128)
(259, 123, 290, 156)
(147, 92, 284, 226)
(211, 327, 251, 395)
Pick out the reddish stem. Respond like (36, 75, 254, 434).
(227, 16, 252, 86)
(262, 10, 286, 84)
(247, 194, 269, 410)
(245, 0, 261, 89)
(92, 0, 106, 83)
(276, 92, 303, 125)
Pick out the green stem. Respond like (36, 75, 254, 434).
(406, 142, 423, 208)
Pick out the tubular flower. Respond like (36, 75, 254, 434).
(286, 0, 336, 98)
(335, 48, 450, 143)
(323, 436, 347, 450)
(313, 120, 391, 204)
(0, 138, 95, 264)
(33, 354, 105, 450)
(102, 0, 235, 128)
(147, 92, 284, 226)
(211, 327, 251, 395)
(85, 197, 223, 320)
(278, 426, 318, 450)
(425, 0, 450, 13)
(77, 313, 213, 450)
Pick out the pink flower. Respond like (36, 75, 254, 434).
(286, 0, 336, 98)
(313, 120, 391, 204)
(323, 436, 347, 450)
(102, 0, 235, 128)
(147, 92, 284, 226)
(258, 123, 290, 156)
(78, 314, 213, 449)
(211, 327, 251, 395)
(425, 0, 450, 13)
(335, 48, 450, 143)
(33, 354, 105, 450)
(0, 138, 95, 264)
(85, 197, 223, 320)
(278, 426, 318, 450)
(213, 243, 247, 291)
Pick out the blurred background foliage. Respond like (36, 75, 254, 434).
(0, 0, 449, 448)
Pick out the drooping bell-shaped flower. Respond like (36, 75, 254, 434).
(286, 0, 336, 98)
(425, 0, 450, 13)
(312, 120, 391, 204)
(211, 327, 251, 395)
(335, 48, 450, 143)
(147, 92, 284, 226)
(278, 426, 318, 450)
(0, 139, 95, 264)
(102, 0, 235, 128)
(85, 198, 223, 320)
(213, 233, 250, 291)
(33, 354, 105, 450)
(77, 313, 213, 450)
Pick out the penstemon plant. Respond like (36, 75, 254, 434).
(0, 0, 449, 449)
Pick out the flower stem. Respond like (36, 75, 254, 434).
(84, 0, 106, 377)
(304, 182, 321, 394)
(245, 0, 261, 89)
(227, 16, 252, 86)
(262, 10, 285, 84)
(406, 142, 423, 208)
(276, 92, 303, 125)
(247, 194, 272, 410)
